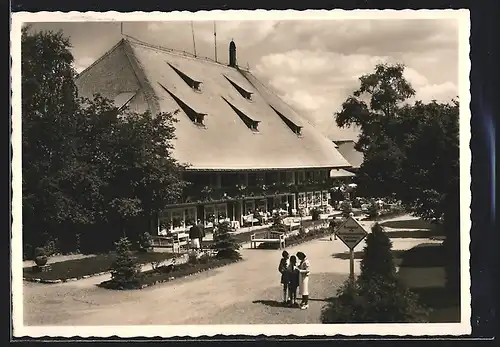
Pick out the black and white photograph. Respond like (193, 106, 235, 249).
(11, 10, 471, 337)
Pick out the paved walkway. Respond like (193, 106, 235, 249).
(23, 215, 439, 326)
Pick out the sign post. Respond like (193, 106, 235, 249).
(335, 215, 368, 283)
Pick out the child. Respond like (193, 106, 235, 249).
(287, 255, 300, 307)
(278, 250, 290, 303)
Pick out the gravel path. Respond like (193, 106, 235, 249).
(23, 214, 436, 326)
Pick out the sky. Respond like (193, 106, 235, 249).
(30, 17, 460, 141)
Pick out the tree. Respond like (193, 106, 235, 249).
(321, 222, 428, 323)
(21, 28, 187, 255)
(213, 221, 241, 260)
(109, 237, 142, 289)
(359, 223, 396, 284)
(334, 63, 459, 292)
(21, 26, 91, 254)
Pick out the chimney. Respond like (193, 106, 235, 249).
(229, 40, 237, 67)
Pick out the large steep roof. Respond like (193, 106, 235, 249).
(76, 39, 352, 171)
(333, 140, 364, 169)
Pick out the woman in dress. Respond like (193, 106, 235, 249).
(296, 251, 310, 310)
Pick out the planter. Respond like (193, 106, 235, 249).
(34, 255, 48, 266)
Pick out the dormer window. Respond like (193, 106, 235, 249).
(223, 75, 253, 101)
(270, 105, 303, 136)
(167, 62, 203, 92)
(159, 83, 206, 127)
(222, 97, 260, 132)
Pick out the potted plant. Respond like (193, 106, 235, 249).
(34, 247, 48, 267)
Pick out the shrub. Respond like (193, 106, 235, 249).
(322, 222, 429, 323)
(359, 223, 396, 284)
(310, 208, 321, 221)
(321, 276, 429, 323)
(43, 239, 59, 256)
(109, 237, 142, 289)
(213, 221, 241, 260)
(367, 199, 380, 219)
(138, 232, 153, 252)
(34, 247, 46, 258)
(270, 212, 287, 233)
(340, 200, 353, 218)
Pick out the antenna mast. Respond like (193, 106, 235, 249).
(191, 21, 197, 57)
(120, 22, 124, 36)
(214, 21, 218, 62)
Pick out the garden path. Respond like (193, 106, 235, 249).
(23, 214, 438, 326)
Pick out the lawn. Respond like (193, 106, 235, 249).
(332, 243, 446, 268)
(380, 219, 435, 230)
(411, 287, 460, 322)
(332, 249, 405, 267)
(23, 251, 176, 281)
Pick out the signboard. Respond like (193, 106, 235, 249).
(335, 216, 368, 250)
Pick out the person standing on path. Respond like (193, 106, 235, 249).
(196, 219, 205, 250)
(296, 251, 310, 310)
(278, 250, 290, 303)
(286, 255, 300, 307)
(189, 222, 202, 250)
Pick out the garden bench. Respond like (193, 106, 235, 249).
(152, 233, 190, 253)
(250, 231, 286, 249)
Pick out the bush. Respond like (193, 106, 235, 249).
(213, 221, 241, 260)
(321, 276, 429, 323)
(321, 221, 429, 323)
(310, 208, 321, 221)
(270, 212, 287, 233)
(109, 237, 142, 289)
(340, 200, 353, 218)
(34, 247, 46, 257)
(359, 223, 396, 284)
(367, 199, 380, 219)
(138, 232, 153, 252)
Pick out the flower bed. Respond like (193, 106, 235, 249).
(257, 227, 331, 249)
(99, 256, 241, 290)
(23, 251, 176, 283)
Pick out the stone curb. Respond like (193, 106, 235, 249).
(100, 258, 243, 290)
(23, 270, 111, 284)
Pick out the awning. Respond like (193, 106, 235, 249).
(329, 169, 356, 178)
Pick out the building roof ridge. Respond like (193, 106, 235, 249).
(124, 36, 251, 73)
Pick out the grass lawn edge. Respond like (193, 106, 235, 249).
(98, 257, 243, 290)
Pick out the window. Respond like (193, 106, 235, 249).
(159, 83, 207, 126)
(244, 200, 255, 215)
(238, 173, 248, 186)
(298, 193, 306, 208)
(222, 97, 260, 132)
(297, 171, 306, 184)
(256, 172, 265, 185)
(167, 62, 203, 92)
(184, 207, 197, 225)
(314, 191, 322, 206)
(322, 191, 329, 204)
(224, 75, 253, 100)
(257, 199, 267, 212)
(270, 105, 303, 136)
(286, 171, 295, 185)
(307, 192, 314, 206)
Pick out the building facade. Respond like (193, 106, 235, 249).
(76, 38, 352, 233)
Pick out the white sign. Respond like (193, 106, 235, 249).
(335, 216, 368, 250)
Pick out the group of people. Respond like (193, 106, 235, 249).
(278, 250, 310, 310)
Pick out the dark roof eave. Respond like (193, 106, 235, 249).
(183, 165, 353, 172)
